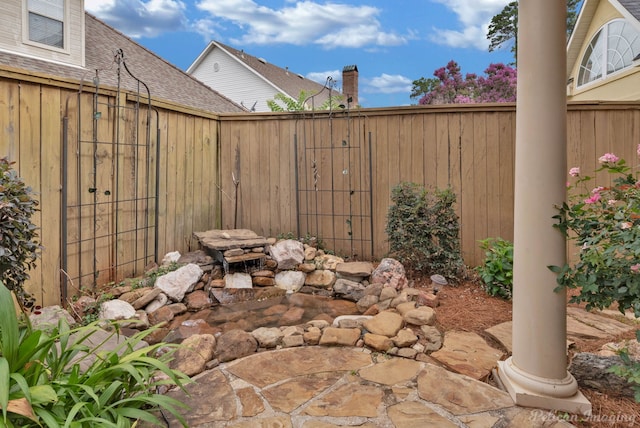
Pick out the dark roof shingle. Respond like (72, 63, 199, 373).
(0, 13, 244, 113)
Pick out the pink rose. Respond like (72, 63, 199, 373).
(584, 193, 601, 204)
(631, 264, 640, 273)
(598, 153, 619, 164)
(569, 167, 580, 177)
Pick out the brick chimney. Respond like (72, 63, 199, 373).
(342, 65, 358, 107)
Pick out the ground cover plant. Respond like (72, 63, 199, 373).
(0, 282, 191, 427)
(476, 237, 513, 299)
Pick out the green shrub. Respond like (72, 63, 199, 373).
(0, 281, 191, 427)
(386, 182, 464, 282)
(475, 238, 513, 299)
(0, 158, 41, 309)
(551, 153, 640, 402)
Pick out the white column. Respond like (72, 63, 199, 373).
(497, 0, 591, 414)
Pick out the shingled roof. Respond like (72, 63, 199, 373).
(0, 13, 244, 113)
(189, 41, 335, 107)
(617, 0, 640, 21)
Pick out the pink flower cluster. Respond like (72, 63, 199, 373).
(598, 153, 620, 164)
(631, 264, 640, 273)
(584, 193, 601, 204)
(569, 167, 580, 177)
(419, 60, 517, 105)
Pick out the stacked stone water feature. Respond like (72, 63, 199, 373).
(77, 229, 453, 378)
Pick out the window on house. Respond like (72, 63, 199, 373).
(577, 19, 640, 87)
(27, 0, 64, 48)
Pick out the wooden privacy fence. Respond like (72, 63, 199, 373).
(218, 103, 640, 271)
(2, 67, 640, 306)
(1, 72, 221, 306)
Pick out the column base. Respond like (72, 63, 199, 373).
(497, 359, 592, 416)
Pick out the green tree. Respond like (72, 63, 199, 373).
(487, 0, 580, 62)
(409, 77, 440, 102)
(267, 90, 343, 112)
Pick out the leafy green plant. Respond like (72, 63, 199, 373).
(267, 90, 344, 112)
(550, 152, 640, 401)
(0, 157, 41, 309)
(386, 182, 465, 282)
(0, 281, 191, 427)
(608, 350, 640, 402)
(476, 238, 513, 299)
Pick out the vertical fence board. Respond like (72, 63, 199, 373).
(18, 83, 42, 302)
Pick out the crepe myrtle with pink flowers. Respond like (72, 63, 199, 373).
(417, 61, 517, 105)
(550, 147, 640, 325)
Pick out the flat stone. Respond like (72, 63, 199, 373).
(458, 413, 501, 428)
(262, 371, 343, 412)
(236, 387, 265, 417)
(194, 229, 267, 251)
(228, 416, 292, 428)
(252, 276, 276, 287)
(359, 357, 422, 385)
(388, 401, 457, 427)
(336, 261, 374, 277)
(403, 306, 436, 326)
(131, 288, 162, 310)
(319, 327, 361, 346)
(430, 331, 504, 380)
(417, 364, 514, 415)
(567, 306, 633, 336)
(164, 369, 237, 426)
(183, 289, 211, 311)
(170, 333, 216, 376)
(305, 270, 336, 288)
(362, 311, 404, 337)
(393, 328, 419, 347)
(485, 321, 513, 353)
(363, 333, 394, 351)
(302, 380, 383, 417)
(216, 329, 257, 363)
(225, 347, 372, 388)
(279, 306, 305, 326)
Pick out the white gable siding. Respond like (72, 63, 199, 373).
(190, 48, 286, 112)
(0, 0, 84, 67)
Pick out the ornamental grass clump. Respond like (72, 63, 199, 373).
(550, 149, 640, 401)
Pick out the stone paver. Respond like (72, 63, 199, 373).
(148, 304, 632, 427)
(430, 330, 505, 380)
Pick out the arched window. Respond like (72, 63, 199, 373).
(577, 19, 640, 87)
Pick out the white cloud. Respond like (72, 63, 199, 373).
(364, 74, 412, 94)
(306, 70, 341, 87)
(85, 0, 188, 38)
(429, 0, 510, 49)
(196, 0, 410, 48)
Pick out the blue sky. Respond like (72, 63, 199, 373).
(84, 0, 516, 107)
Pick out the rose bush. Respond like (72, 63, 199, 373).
(550, 149, 640, 401)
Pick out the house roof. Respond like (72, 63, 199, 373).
(0, 13, 245, 113)
(567, 0, 640, 78)
(188, 41, 335, 106)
